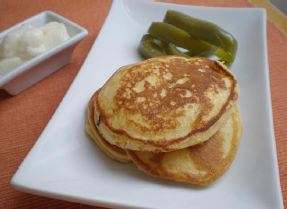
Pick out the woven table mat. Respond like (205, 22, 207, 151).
(0, 0, 286, 208)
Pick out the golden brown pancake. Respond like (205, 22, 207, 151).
(86, 92, 131, 163)
(95, 56, 239, 152)
(127, 105, 242, 186)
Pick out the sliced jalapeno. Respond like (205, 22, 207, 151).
(148, 22, 213, 56)
(139, 34, 166, 59)
(162, 42, 190, 58)
(164, 10, 237, 64)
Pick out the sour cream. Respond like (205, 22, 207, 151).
(0, 22, 70, 76)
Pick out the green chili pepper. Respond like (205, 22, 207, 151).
(148, 22, 213, 56)
(140, 34, 190, 58)
(162, 42, 190, 58)
(164, 10, 237, 64)
(139, 10, 237, 65)
(139, 34, 167, 59)
(163, 42, 218, 58)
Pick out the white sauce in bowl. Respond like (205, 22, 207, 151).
(0, 22, 70, 76)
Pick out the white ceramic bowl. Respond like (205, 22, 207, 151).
(0, 11, 88, 95)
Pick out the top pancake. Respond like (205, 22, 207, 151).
(96, 56, 239, 152)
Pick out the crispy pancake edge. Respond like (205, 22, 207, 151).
(85, 92, 131, 163)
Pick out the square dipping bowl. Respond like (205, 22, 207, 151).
(0, 11, 88, 95)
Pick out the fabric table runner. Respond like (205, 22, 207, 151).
(0, 0, 286, 208)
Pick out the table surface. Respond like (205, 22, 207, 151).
(0, 0, 286, 209)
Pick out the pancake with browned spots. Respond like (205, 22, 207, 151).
(85, 92, 131, 163)
(95, 56, 239, 152)
(127, 105, 241, 186)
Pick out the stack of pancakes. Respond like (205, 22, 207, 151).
(86, 56, 241, 186)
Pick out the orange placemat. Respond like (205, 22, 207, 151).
(0, 1, 286, 209)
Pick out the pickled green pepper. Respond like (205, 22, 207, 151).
(164, 10, 237, 64)
(162, 42, 190, 58)
(148, 22, 213, 56)
(139, 34, 166, 59)
(139, 10, 238, 66)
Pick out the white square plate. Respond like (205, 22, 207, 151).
(11, 0, 284, 209)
